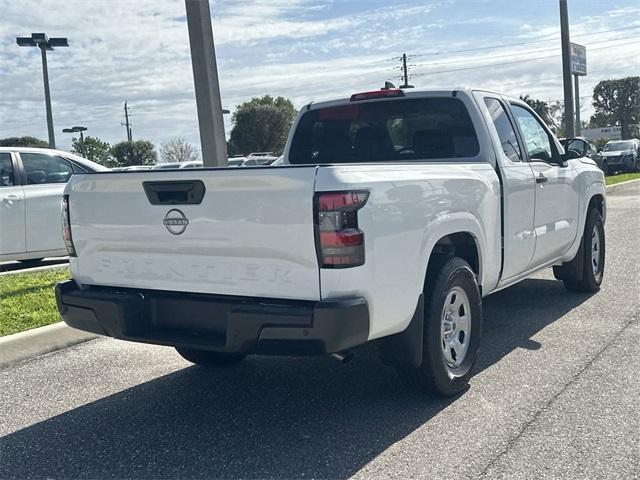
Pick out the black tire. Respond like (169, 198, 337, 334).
(601, 160, 609, 176)
(395, 257, 482, 397)
(556, 208, 605, 292)
(18, 258, 44, 267)
(175, 347, 245, 367)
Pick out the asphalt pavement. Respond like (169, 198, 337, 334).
(1, 182, 638, 479)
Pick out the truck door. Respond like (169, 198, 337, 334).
(509, 103, 580, 267)
(0, 152, 26, 256)
(475, 94, 536, 279)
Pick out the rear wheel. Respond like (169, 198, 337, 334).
(175, 347, 245, 367)
(396, 257, 482, 397)
(554, 208, 605, 292)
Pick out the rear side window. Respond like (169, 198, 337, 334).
(484, 98, 522, 163)
(20, 153, 74, 185)
(0, 153, 14, 187)
(289, 97, 480, 164)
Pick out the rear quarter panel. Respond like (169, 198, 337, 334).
(316, 163, 501, 340)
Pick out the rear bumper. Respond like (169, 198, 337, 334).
(55, 280, 369, 355)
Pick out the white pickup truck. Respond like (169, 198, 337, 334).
(56, 88, 606, 397)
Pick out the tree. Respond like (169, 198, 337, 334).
(110, 140, 157, 167)
(228, 95, 296, 155)
(71, 136, 113, 166)
(0, 136, 48, 147)
(519, 95, 553, 126)
(159, 137, 199, 163)
(591, 76, 640, 139)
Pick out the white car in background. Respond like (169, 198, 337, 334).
(179, 161, 203, 169)
(0, 147, 107, 264)
(152, 162, 182, 170)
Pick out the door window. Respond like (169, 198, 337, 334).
(20, 153, 74, 184)
(0, 153, 15, 186)
(510, 104, 553, 162)
(484, 98, 522, 162)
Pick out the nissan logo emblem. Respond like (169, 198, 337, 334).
(163, 209, 189, 235)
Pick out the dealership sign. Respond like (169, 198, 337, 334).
(570, 43, 587, 76)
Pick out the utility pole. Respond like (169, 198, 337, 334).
(123, 101, 132, 141)
(574, 75, 581, 135)
(559, 0, 575, 138)
(400, 53, 414, 89)
(40, 45, 55, 148)
(17, 33, 69, 149)
(185, 0, 227, 167)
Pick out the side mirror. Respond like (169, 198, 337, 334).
(564, 149, 582, 160)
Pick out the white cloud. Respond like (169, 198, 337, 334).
(0, 0, 638, 154)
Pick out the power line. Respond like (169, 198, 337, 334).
(410, 24, 640, 58)
(407, 34, 640, 71)
(408, 39, 640, 78)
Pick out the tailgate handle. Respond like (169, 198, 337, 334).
(143, 180, 206, 205)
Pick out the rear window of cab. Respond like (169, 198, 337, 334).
(289, 97, 480, 165)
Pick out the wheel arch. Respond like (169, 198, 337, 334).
(419, 218, 485, 291)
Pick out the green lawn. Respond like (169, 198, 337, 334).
(0, 268, 70, 336)
(605, 172, 640, 186)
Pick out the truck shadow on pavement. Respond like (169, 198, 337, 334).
(0, 278, 594, 479)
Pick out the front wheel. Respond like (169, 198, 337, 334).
(601, 160, 609, 176)
(175, 347, 246, 367)
(396, 257, 482, 397)
(555, 208, 605, 292)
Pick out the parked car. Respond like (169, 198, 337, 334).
(243, 152, 278, 166)
(56, 88, 606, 397)
(152, 162, 182, 170)
(122, 165, 153, 171)
(599, 139, 639, 173)
(228, 156, 245, 167)
(179, 161, 203, 169)
(0, 147, 107, 264)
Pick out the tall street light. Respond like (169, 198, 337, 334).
(62, 126, 87, 156)
(17, 33, 69, 148)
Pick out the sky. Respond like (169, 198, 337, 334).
(0, 0, 639, 154)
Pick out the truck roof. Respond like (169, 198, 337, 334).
(304, 86, 516, 111)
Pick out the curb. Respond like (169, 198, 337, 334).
(606, 178, 640, 192)
(0, 322, 97, 369)
(0, 263, 68, 277)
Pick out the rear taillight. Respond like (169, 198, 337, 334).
(61, 195, 76, 257)
(314, 191, 369, 268)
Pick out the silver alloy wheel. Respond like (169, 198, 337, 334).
(591, 225, 602, 280)
(440, 286, 471, 371)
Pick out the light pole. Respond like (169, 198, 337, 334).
(17, 33, 69, 149)
(185, 0, 227, 167)
(559, 1, 575, 138)
(62, 126, 87, 156)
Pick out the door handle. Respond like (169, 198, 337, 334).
(1, 195, 23, 203)
(535, 174, 548, 184)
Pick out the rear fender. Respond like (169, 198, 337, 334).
(418, 213, 487, 288)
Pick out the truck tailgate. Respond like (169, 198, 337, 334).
(67, 167, 320, 300)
